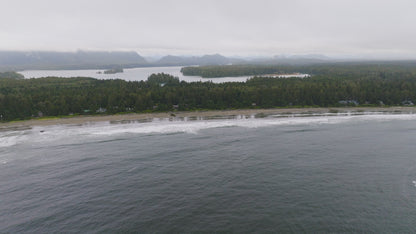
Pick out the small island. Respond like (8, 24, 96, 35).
(103, 68, 124, 74)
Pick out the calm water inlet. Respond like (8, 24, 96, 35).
(18, 66, 251, 83)
(18, 66, 309, 83)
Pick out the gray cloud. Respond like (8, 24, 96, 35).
(2, 0, 416, 58)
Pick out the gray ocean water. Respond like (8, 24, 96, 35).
(2, 113, 416, 233)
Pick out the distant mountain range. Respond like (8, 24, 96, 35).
(154, 54, 247, 66)
(0, 51, 147, 71)
(0, 50, 333, 71)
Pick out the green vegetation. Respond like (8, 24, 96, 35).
(104, 68, 124, 74)
(0, 71, 24, 79)
(2, 62, 416, 122)
(147, 73, 179, 85)
(181, 64, 302, 77)
(181, 62, 416, 78)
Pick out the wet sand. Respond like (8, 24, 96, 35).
(1, 107, 416, 131)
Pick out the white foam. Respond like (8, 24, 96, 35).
(1, 113, 416, 148)
(0, 130, 31, 147)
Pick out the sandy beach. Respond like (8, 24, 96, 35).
(1, 106, 416, 131)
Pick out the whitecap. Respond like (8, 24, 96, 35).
(1, 113, 416, 148)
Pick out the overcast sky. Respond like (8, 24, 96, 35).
(2, 0, 416, 58)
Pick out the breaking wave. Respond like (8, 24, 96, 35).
(1, 113, 416, 148)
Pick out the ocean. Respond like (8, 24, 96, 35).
(1, 113, 416, 233)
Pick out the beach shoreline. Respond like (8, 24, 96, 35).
(1, 106, 416, 130)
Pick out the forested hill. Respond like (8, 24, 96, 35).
(0, 71, 24, 79)
(0, 51, 148, 71)
(0, 51, 243, 71)
(2, 65, 416, 121)
(0, 51, 337, 72)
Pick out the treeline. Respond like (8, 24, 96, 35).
(1, 66, 416, 121)
(181, 62, 416, 78)
(181, 65, 302, 77)
(0, 71, 24, 79)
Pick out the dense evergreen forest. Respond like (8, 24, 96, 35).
(0, 71, 24, 79)
(181, 62, 416, 78)
(1, 62, 416, 121)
